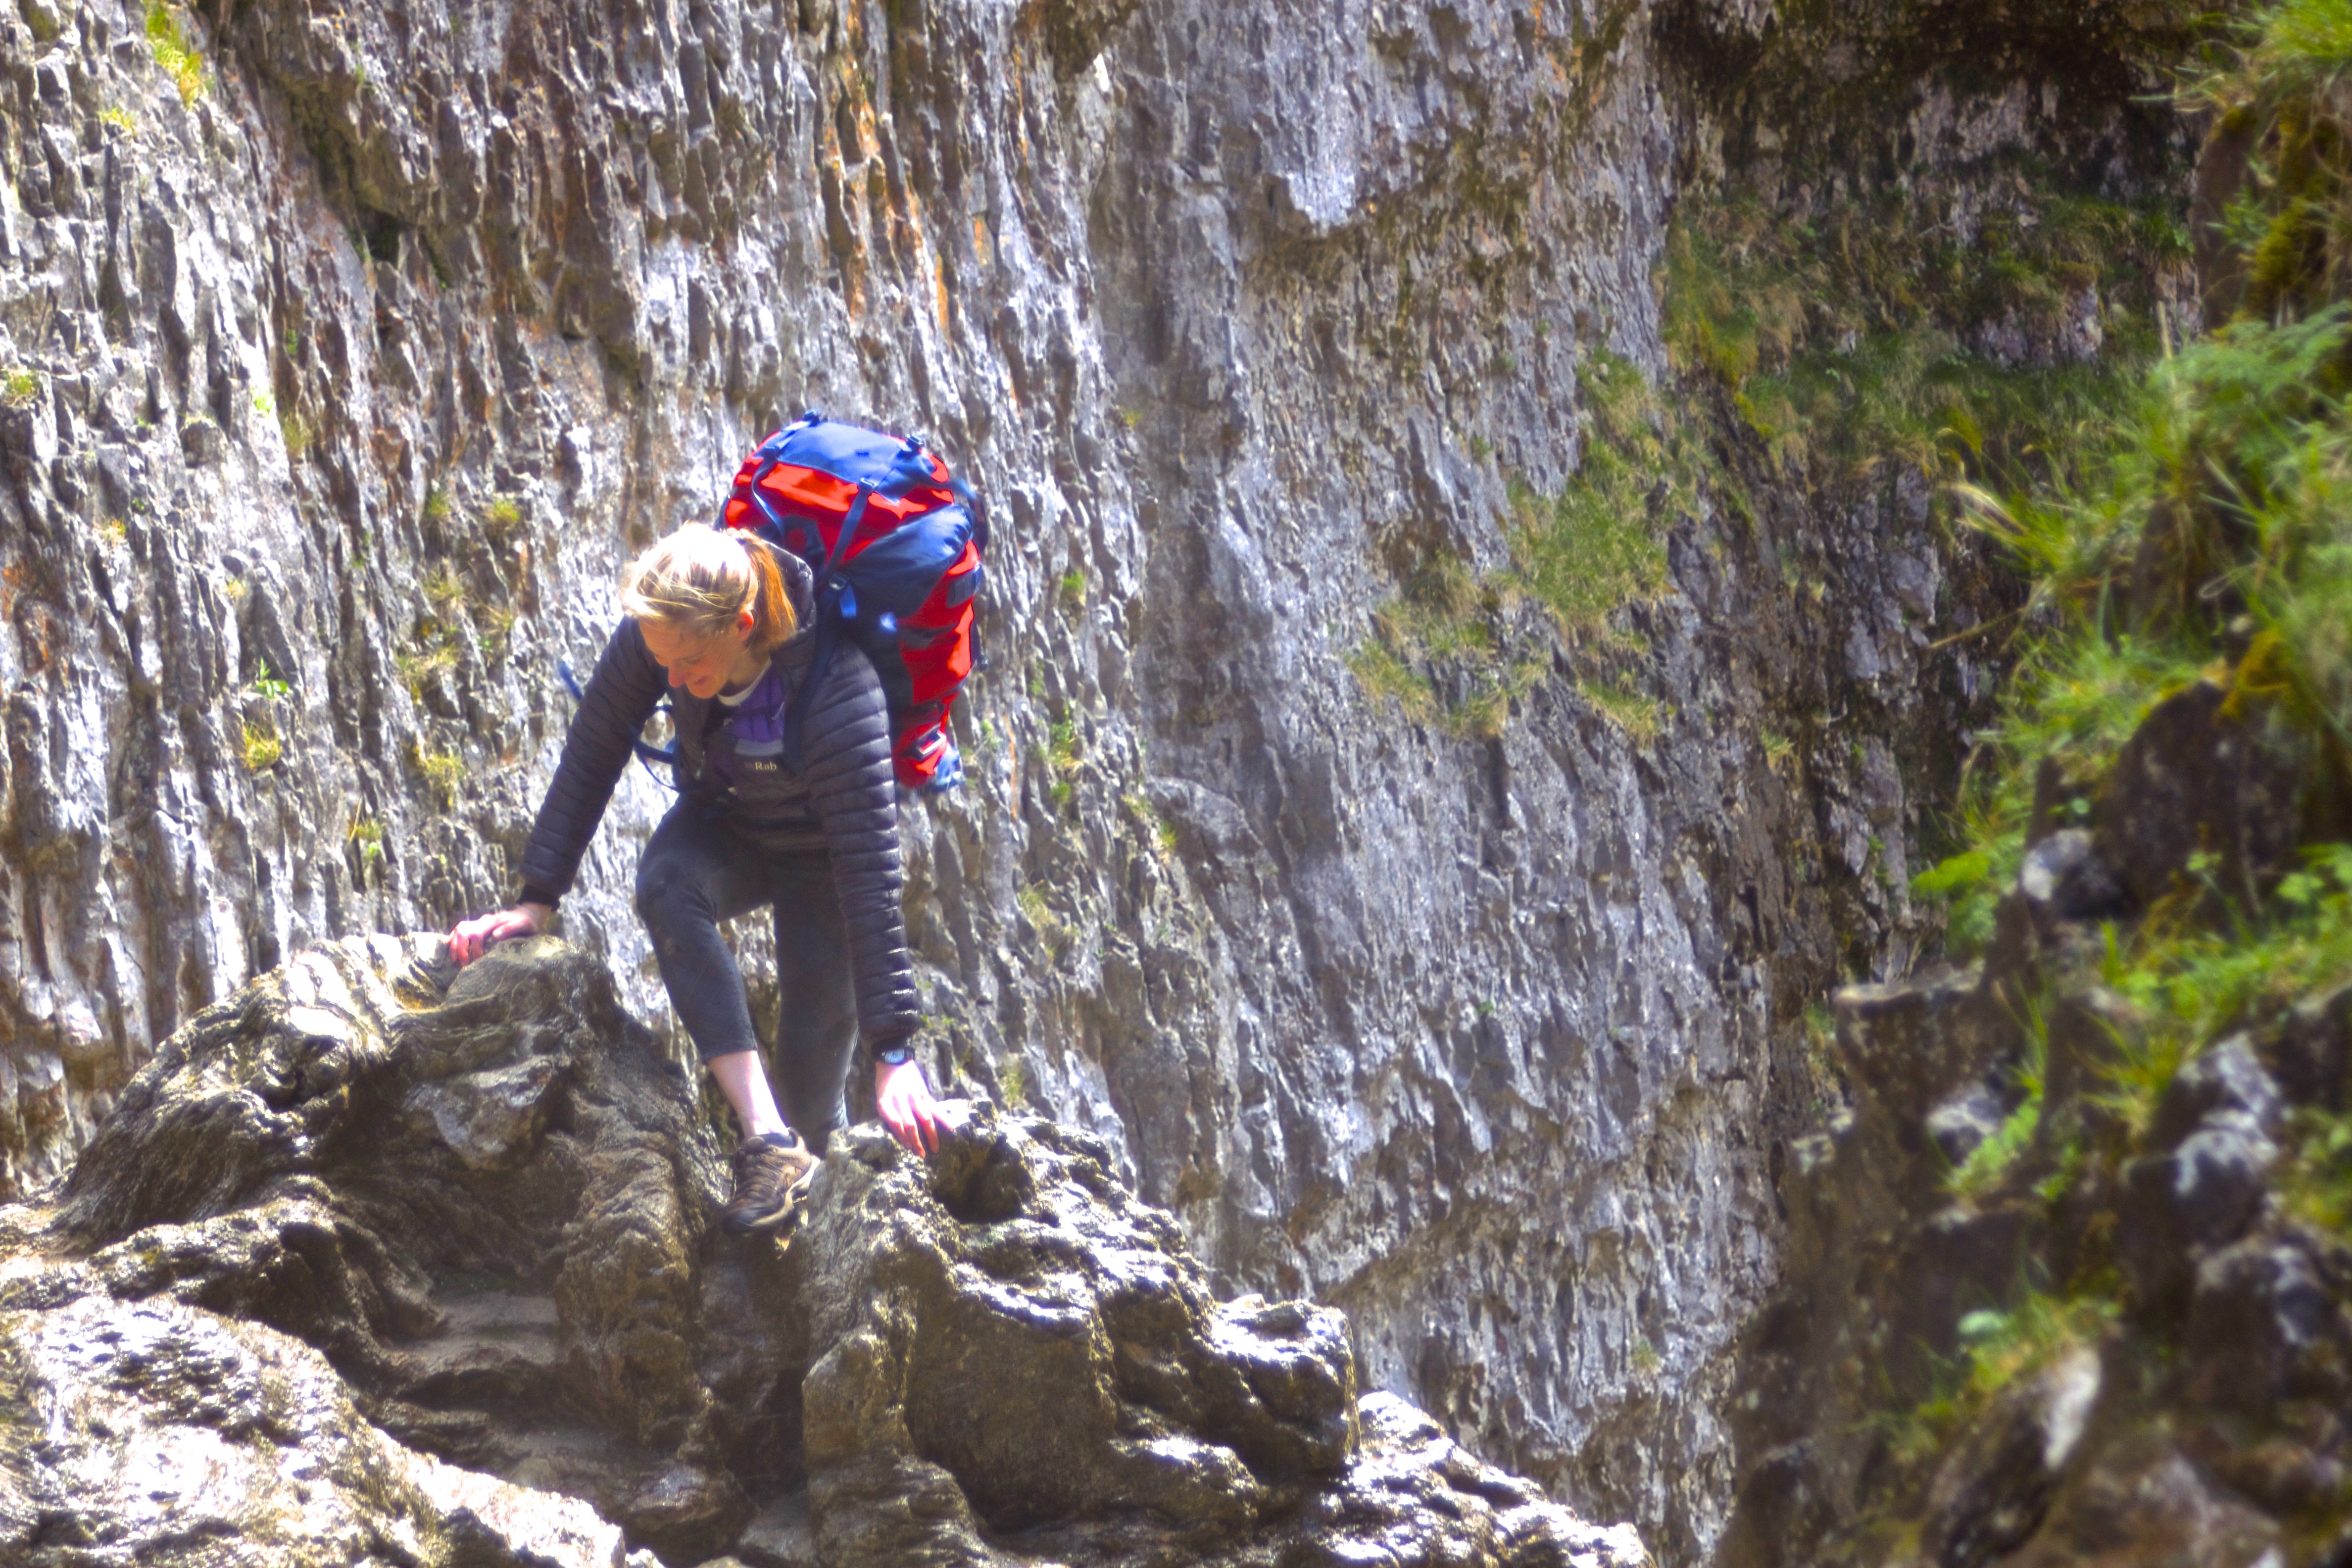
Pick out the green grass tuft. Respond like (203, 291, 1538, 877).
(411, 743, 464, 806)
(146, 3, 208, 104)
(240, 717, 282, 772)
(1505, 350, 1683, 638)
(1577, 676, 1663, 746)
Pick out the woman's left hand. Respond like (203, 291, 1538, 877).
(876, 1059, 942, 1157)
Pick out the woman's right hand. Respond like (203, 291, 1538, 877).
(446, 902, 552, 967)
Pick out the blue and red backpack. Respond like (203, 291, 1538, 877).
(719, 414, 986, 791)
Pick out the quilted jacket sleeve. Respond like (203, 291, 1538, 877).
(798, 644, 922, 1050)
(516, 620, 667, 903)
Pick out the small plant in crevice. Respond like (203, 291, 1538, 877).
(240, 716, 282, 772)
(477, 605, 518, 661)
(1349, 548, 1544, 739)
(1659, 181, 2182, 498)
(1892, 1290, 2117, 1468)
(1505, 349, 1687, 640)
(145, 2, 208, 104)
(483, 494, 524, 542)
(1346, 637, 1438, 723)
(1, 368, 41, 408)
(995, 1054, 1031, 1106)
(394, 629, 461, 702)
(1577, 676, 1663, 747)
(1348, 350, 1687, 744)
(421, 562, 467, 614)
(99, 105, 136, 135)
(348, 814, 386, 886)
(1124, 791, 1179, 858)
(410, 742, 464, 807)
(1950, 1009, 2047, 1198)
(1015, 884, 1071, 955)
(1045, 714, 1081, 810)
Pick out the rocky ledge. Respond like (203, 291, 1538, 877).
(1719, 677, 2352, 1568)
(0, 934, 1647, 1568)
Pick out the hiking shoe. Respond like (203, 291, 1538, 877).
(723, 1131, 817, 1236)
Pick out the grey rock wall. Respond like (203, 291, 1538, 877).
(0, 0, 2164, 1562)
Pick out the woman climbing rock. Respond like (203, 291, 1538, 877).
(447, 525, 942, 1233)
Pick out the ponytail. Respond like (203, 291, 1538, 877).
(618, 528, 800, 652)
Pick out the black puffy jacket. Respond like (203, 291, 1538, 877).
(515, 560, 920, 1049)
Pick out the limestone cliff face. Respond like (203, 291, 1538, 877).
(0, 0, 2195, 1561)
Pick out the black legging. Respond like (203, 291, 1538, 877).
(633, 803, 860, 1154)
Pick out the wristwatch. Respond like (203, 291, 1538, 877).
(874, 1040, 916, 1068)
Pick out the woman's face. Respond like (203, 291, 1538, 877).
(641, 617, 748, 698)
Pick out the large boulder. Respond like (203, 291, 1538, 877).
(0, 1285, 634, 1568)
(0, 936, 1649, 1568)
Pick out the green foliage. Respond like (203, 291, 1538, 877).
(1928, 302, 2352, 956)
(996, 1054, 1031, 1106)
(1951, 1014, 2046, 1197)
(99, 105, 136, 135)
(2085, 845, 2352, 1132)
(484, 494, 524, 537)
(1913, 849, 2001, 950)
(348, 815, 386, 883)
(1016, 885, 1070, 954)
(424, 486, 453, 523)
(395, 617, 463, 702)
(146, 3, 207, 104)
(1346, 639, 1436, 723)
(1347, 351, 1685, 740)
(1577, 676, 1663, 746)
(1124, 791, 1179, 856)
(278, 408, 312, 457)
(477, 605, 517, 660)
(2190, 0, 2352, 318)
(1, 368, 40, 408)
(1454, 660, 1546, 740)
(1348, 559, 1549, 740)
(247, 662, 292, 701)
(421, 562, 467, 612)
(240, 717, 282, 772)
(1045, 715, 1080, 811)
(1912, 850, 1991, 897)
(2283, 1097, 2352, 1233)
(1898, 1291, 2117, 1465)
(411, 743, 464, 807)
(1506, 350, 1681, 637)
(1058, 568, 1087, 608)
(1660, 185, 2177, 492)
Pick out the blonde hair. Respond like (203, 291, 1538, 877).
(617, 528, 797, 652)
